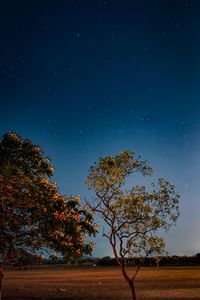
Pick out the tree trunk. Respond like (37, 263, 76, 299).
(0, 265, 4, 300)
(128, 279, 137, 300)
(117, 259, 138, 300)
(111, 244, 138, 300)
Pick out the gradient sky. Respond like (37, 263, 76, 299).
(1, 0, 200, 257)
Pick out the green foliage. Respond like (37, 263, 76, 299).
(86, 151, 180, 290)
(0, 132, 97, 267)
(86, 151, 152, 195)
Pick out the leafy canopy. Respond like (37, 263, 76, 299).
(0, 132, 97, 265)
(86, 151, 180, 259)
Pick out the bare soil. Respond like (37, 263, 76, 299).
(3, 265, 200, 300)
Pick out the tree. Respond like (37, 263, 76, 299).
(155, 256, 161, 269)
(0, 132, 97, 300)
(85, 151, 179, 300)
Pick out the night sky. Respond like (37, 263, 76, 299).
(1, 0, 200, 257)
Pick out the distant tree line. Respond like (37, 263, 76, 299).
(95, 254, 200, 267)
(7, 252, 200, 269)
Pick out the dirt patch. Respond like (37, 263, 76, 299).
(3, 266, 200, 300)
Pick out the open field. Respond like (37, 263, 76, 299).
(3, 265, 200, 300)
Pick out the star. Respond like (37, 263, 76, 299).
(138, 114, 154, 123)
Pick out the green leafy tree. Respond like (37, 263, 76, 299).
(86, 151, 179, 300)
(0, 132, 97, 299)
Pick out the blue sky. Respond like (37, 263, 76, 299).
(1, 0, 200, 257)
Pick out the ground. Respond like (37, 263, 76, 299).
(3, 265, 200, 300)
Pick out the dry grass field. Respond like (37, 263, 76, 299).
(3, 265, 200, 300)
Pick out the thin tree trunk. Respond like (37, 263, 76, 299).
(0, 265, 4, 300)
(129, 279, 137, 300)
(111, 241, 139, 300)
(0, 247, 12, 300)
(118, 261, 138, 300)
